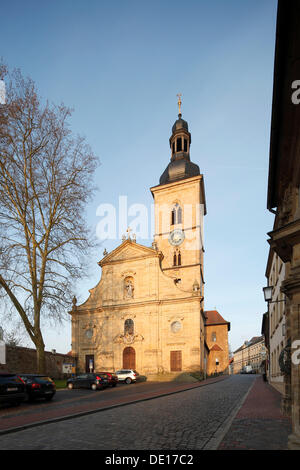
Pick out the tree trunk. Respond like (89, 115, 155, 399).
(37, 346, 45, 374)
(35, 335, 46, 374)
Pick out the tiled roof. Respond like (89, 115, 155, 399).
(210, 344, 223, 351)
(248, 336, 264, 345)
(204, 310, 230, 331)
(233, 335, 264, 354)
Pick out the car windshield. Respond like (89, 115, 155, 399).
(19, 376, 31, 383)
(21, 376, 53, 384)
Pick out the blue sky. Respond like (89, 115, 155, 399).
(1, 0, 277, 353)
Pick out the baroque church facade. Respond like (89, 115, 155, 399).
(70, 104, 230, 378)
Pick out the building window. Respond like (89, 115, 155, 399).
(173, 251, 182, 266)
(184, 139, 187, 152)
(177, 137, 182, 152)
(124, 319, 134, 335)
(211, 332, 216, 342)
(171, 203, 182, 225)
(171, 321, 182, 333)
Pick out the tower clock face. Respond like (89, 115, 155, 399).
(168, 229, 185, 246)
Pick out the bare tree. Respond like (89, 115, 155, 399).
(1, 325, 28, 347)
(0, 63, 99, 372)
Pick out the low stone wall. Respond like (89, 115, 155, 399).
(0, 345, 75, 379)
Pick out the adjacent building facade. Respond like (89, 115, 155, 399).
(233, 336, 266, 375)
(264, 0, 300, 449)
(204, 310, 230, 376)
(263, 248, 287, 393)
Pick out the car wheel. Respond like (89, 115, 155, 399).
(91, 383, 97, 391)
(125, 378, 132, 384)
(67, 383, 74, 390)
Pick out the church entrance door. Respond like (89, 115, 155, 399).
(170, 350, 182, 371)
(123, 347, 136, 369)
(85, 354, 94, 373)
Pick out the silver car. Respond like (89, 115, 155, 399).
(115, 369, 139, 384)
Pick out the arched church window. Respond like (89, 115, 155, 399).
(124, 319, 134, 335)
(171, 203, 182, 225)
(177, 205, 182, 224)
(184, 139, 187, 152)
(173, 251, 182, 266)
(176, 137, 182, 152)
(171, 207, 175, 226)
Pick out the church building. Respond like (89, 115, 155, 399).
(70, 100, 230, 378)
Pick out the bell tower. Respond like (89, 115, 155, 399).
(150, 97, 207, 297)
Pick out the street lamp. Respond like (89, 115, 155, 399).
(262, 286, 286, 303)
(263, 286, 273, 302)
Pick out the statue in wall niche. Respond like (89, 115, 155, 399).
(124, 277, 134, 298)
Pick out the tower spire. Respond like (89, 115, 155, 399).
(158, 99, 200, 185)
(177, 93, 182, 117)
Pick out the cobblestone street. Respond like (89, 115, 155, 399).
(0, 375, 292, 451)
(0, 375, 256, 450)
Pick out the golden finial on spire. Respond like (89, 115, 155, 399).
(177, 93, 182, 116)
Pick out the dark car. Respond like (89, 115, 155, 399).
(67, 373, 109, 391)
(18, 374, 56, 402)
(0, 372, 26, 406)
(97, 372, 118, 387)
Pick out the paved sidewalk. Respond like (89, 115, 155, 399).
(218, 375, 292, 450)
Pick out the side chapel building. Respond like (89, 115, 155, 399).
(70, 103, 230, 378)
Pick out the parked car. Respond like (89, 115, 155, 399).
(0, 372, 26, 406)
(115, 369, 139, 384)
(97, 372, 118, 387)
(241, 365, 253, 374)
(18, 374, 56, 402)
(67, 373, 109, 390)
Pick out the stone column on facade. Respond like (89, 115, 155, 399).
(288, 300, 300, 449)
(281, 295, 292, 417)
(282, 254, 300, 450)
